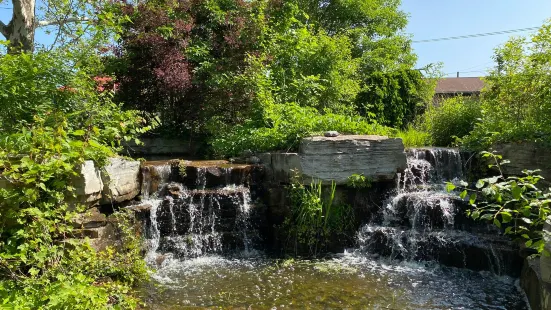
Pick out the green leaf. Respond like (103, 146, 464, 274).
(521, 217, 533, 224)
(71, 129, 86, 136)
(511, 185, 522, 200)
(469, 193, 477, 205)
(445, 183, 456, 192)
(501, 212, 512, 223)
(480, 214, 493, 220)
(475, 179, 485, 189)
(493, 218, 502, 228)
(459, 190, 467, 199)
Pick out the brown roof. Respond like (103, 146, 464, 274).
(435, 77, 485, 94)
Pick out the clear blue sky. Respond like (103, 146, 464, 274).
(401, 0, 551, 77)
(2, 0, 551, 78)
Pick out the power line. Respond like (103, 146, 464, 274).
(412, 26, 540, 43)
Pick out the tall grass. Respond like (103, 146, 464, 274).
(396, 126, 431, 148)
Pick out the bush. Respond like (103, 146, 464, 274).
(112, 0, 432, 146)
(447, 152, 551, 254)
(396, 126, 431, 148)
(355, 69, 433, 128)
(420, 96, 482, 147)
(210, 102, 395, 157)
(0, 50, 153, 309)
(462, 21, 551, 150)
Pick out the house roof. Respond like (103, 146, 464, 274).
(435, 77, 485, 94)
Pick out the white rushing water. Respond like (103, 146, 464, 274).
(138, 164, 256, 266)
(356, 148, 512, 274)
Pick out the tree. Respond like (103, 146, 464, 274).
(109, 0, 267, 137)
(462, 20, 551, 149)
(0, 0, 113, 53)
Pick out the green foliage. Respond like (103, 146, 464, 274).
(447, 151, 551, 254)
(355, 69, 434, 128)
(264, 8, 361, 113)
(113, 0, 431, 154)
(463, 21, 551, 150)
(0, 51, 153, 308)
(0, 50, 153, 149)
(420, 96, 482, 147)
(396, 126, 431, 148)
(284, 171, 354, 256)
(210, 102, 395, 157)
(346, 174, 372, 189)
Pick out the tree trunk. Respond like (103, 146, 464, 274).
(0, 0, 36, 53)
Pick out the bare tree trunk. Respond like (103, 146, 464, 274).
(0, 0, 36, 53)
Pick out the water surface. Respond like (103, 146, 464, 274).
(142, 254, 528, 309)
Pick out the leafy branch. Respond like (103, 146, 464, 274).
(446, 151, 551, 254)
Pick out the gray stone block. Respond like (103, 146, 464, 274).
(299, 135, 407, 184)
(100, 158, 141, 205)
(260, 135, 407, 185)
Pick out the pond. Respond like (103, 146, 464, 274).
(141, 253, 528, 309)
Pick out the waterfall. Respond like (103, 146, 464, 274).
(357, 148, 515, 274)
(135, 162, 257, 266)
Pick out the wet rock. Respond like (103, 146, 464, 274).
(540, 217, 551, 284)
(521, 256, 551, 310)
(155, 254, 167, 267)
(72, 207, 110, 229)
(166, 182, 184, 198)
(247, 156, 261, 164)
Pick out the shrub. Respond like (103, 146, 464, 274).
(462, 21, 551, 150)
(355, 69, 433, 128)
(396, 126, 431, 148)
(210, 102, 395, 157)
(447, 152, 551, 254)
(0, 50, 153, 309)
(420, 96, 482, 147)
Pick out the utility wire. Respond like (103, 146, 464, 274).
(412, 26, 540, 43)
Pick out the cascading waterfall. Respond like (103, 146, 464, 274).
(137, 163, 257, 266)
(357, 148, 515, 274)
(140, 156, 528, 309)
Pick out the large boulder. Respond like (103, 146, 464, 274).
(100, 158, 141, 205)
(260, 135, 407, 184)
(298, 135, 407, 184)
(74, 160, 104, 204)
